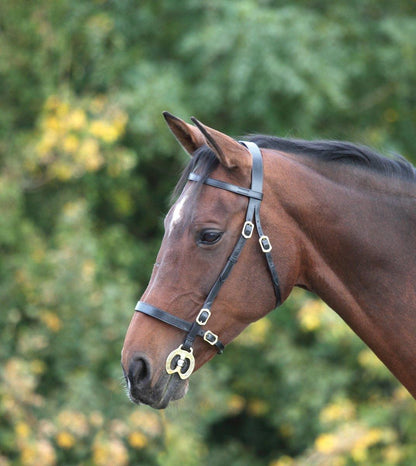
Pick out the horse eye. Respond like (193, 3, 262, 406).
(199, 230, 223, 245)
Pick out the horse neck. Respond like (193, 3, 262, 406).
(266, 150, 416, 396)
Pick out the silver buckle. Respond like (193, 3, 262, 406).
(203, 331, 218, 346)
(196, 308, 211, 325)
(242, 221, 254, 239)
(259, 235, 272, 253)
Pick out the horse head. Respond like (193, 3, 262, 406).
(121, 113, 301, 408)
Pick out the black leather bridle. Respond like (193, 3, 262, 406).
(135, 142, 281, 379)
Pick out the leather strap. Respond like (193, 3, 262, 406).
(136, 301, 225, 353)
(188, 173, 263, 200)
(241, 141, 281, 304)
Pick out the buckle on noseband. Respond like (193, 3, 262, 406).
(166, 345, 195, 380)
(203, 330, 219, 345)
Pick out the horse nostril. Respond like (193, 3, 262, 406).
(128, 353, 151, 388)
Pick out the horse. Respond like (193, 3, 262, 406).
(121, 112, 416, 409)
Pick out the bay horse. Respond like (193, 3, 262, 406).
(121, 112, 416, 409)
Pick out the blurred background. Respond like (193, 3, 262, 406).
(1, 0, 416, 465)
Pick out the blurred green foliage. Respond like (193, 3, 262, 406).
(1, 0, 416, 465)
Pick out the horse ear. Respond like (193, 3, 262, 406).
(190, 117, 251, 170)
(163, 112, 206, 156)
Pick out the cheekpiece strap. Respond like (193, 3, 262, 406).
(188, 141, 281, 308)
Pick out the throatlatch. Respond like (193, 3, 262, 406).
(135, 141, 281, 380)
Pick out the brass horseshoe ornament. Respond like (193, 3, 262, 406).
(165, 345, 195, 380)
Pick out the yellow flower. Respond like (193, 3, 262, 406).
(57, 410, 89, 437)
(40, 311, 62, 332)
(78, 138, 104, 171)
(128, 411, 161, 436)
(357, 349, 384, 370)
(320, 398, 355, 424)
(315, 433, 337, 454)
(30, 359, 46, 375)
(62, 134, 79, 154)
(66, 109, 87, 130)
(269, 456, 294, 466)
(21, 444, 37, 466)
(248, 399, 268, 416)
(226, 394, 245, 414)
(15, 422, 31, 439)
(89, 120, 107, 138)
(128, 431, 148, 449)
(89, 120, 120, 143)
(351, 428, 384, 462)
(89, 411, 104, 428)
(55, 101, 69, 117)
(36, 132, 58, 158)
(393, 386, 412, 401)
(297, 299, 325, 331)
(56, 431, 75, 449)
(62, 200, 86, 222)
(93, 438, 128, 466)
(113, 110, 128, 133)
(21, 440, 56, 466)
(50, 162, 74, 181)
(383, 445, 404, 464)
(44, 116, 61, 132)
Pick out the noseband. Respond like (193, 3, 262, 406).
(135, 142, 281, 379)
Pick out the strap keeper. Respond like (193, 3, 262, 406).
(259, 235, 272, 253)
(242, 221, 254, 239)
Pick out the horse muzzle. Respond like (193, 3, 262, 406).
(122, 352, 188, 409)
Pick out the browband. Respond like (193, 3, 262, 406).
(188, 172, 263, 200)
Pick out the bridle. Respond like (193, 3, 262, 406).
(135, 142, 281, 379)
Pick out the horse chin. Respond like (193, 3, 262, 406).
(128, 374, 189, 409)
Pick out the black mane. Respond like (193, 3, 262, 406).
(248, 135, 415, 180)
(173, 135, 415, 199)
